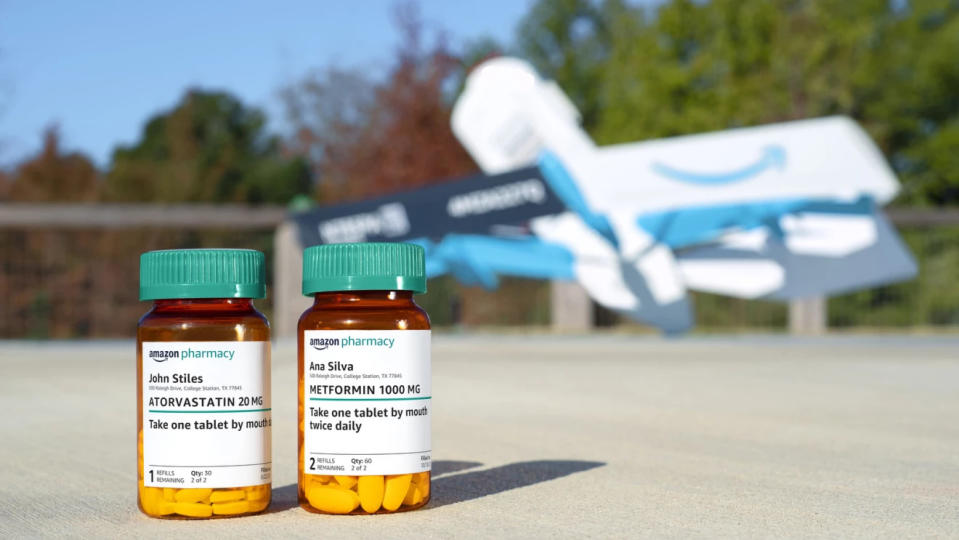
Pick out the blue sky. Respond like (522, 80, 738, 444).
(0, 0, 532, 167)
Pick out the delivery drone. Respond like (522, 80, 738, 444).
(294, 57, 916, 332)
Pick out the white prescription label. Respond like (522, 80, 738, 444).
(303, 330, 431, 476)
(141, 341, 271, 488)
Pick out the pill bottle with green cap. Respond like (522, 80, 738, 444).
(137, 249, 272, 519)
(298, 242, 431, 514)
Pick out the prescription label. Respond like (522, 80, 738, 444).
(141, 341, 271, 488)
(303, 330, 431, 476)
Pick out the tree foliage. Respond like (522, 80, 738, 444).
(2, 127, 99, 202)
(105, 90, 311, 204)
(516, 0, 615, 130)
(281, 2, 475, 203)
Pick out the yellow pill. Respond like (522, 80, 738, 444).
(413, 473, 430, 498)
(139, 485, 174, 516)
(210, 490, 245, 503)
(158, 501, 176, 515)
(334, 475, 357, 489)
(213, 501, 251, 515)
(357, 475, 385, 513)
(382, 474, 412, 511)
(403, 485, 424, 506)
(162, 488, 176, 502)
(305, 485, 361, 514)
(245, 484, 270, 501)
(308, 474, 333, 484)
(247, 498, 270, 512)
(138, 485, 153, 508)
(174, 488, 213, 503)
(174, 502, 213, 518)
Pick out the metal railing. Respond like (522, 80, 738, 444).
(1, 203, 957, 338)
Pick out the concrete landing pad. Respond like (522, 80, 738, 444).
(2, 335, 957, 537)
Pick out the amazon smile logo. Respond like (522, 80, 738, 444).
(148, 350, 178, 362)
(651, 145, 786, 186)
(310, 337, 340, 351)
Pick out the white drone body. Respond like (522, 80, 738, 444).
(450, 57, 916, 331)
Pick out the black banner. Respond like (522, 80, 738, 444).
(292, 166, 565, 246)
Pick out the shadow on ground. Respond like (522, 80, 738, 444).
(269, 459, 604, 512)
(433, 460, 483, 477)
(270, 483, 300, 513)
(429, 459, 605, 509)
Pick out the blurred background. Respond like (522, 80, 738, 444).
(1, 0, 957, 338)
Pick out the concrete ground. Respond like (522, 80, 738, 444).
(1, 335, 958, 538)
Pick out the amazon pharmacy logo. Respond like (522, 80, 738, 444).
(310, 337, 340, 351)
(310, 336, 396, 350)
(147, 348, 236, 362)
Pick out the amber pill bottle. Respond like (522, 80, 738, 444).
(298, 242, 431, 514)
(137, 249, 272, 519)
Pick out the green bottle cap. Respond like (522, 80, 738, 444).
(302, 242, 426, 295)
(139, 249, 266, 301)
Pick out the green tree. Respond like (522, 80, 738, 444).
(516, 0, 615, 130)
(105, 90, 310, 204)
(595, 0, 897, 140)
(860, 0, 959, 205)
